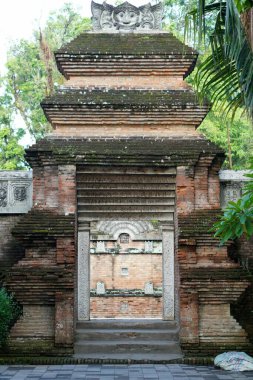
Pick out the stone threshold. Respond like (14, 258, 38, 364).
(90, 290, 162, 297)
(0, 356, 214, 365)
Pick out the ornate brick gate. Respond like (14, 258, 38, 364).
(1, 0, 252, 358)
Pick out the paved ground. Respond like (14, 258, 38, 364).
(0, 364, 253, 380)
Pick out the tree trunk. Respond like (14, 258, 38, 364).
(39, 30, 54, 96)
(226, 121, 233, 170)
(241, 7, 253, 51)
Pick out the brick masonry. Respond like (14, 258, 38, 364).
(90, 254, 162, 290)
(0, 27, 252, 358)
(0, 215, 24, 283)
(90, 297, 162, 319)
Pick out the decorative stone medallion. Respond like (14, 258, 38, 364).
(0, 182, 8, 207)
(14, 186, 27, 202)
(91, 1, 164, 31)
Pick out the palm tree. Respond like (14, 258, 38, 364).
(186, 0, 253, 120)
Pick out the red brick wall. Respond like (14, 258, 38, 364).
(90, 254, 162, 289)
(90, 296, 162, 318)
(90, 253, 162, 318)
(33, 165, 76, 214)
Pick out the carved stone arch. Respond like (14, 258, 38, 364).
(96, 220, 154, 240)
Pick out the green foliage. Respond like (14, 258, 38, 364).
(0, 93, 26, 169)
(213, 169, 253, 244)
(199, 108, 253, 169)
(41, 3, 91, 52)
(2, 3, 91, 141)
(5, 39, 50, 140)
(186, 0, 253, 120)
(0, 126, 26, 170)
(0, 288, 21, 347)
(234, 0, 253, 13)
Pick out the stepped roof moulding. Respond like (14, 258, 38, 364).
(54, 33, 198, 79)
(25, 137, 224, 167)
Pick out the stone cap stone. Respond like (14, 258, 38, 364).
(0, 170, 32, 180)
(219, 170, 251, 182)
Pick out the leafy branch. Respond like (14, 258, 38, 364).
(213, 170, 253, 244)
(186, 0, 253, 121)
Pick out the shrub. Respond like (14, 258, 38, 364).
(0, 288, 21, 347)
(213, 170, 253, 244)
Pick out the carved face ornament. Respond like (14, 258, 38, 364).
(113, 4, 140, 30)
(91, 0, 164, 32)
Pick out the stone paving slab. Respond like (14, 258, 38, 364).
(0, 365, 253, 380)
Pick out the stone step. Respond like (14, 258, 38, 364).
(74, 319, 182, 360)
(74, 340, 182, 354)
(75, 328, 179, 341)
(73, 352, 183, 361)
(76, 319, 177, 330)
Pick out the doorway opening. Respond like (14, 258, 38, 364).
(90, 220, 163, 319)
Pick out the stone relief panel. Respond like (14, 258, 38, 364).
(219, 170, 250, 209)
(91, 0, 164, 31)
(220, 183, 242, 208)
(0, 182, 8, 208)
(0, 171, 32, 213)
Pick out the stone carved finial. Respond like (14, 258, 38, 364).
(91, 1, 164, 32)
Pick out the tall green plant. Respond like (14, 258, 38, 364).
(186, 0, 253, 120)
(0, 288, 21, 347)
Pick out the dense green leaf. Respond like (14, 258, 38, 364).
(0, 288, 21, 347)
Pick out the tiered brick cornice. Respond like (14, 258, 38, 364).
(12, 210, 75, 245)
(41, 89, 209, 132)
(178, 209, 223, 245)
(55, 33, 198, 78)
(26, 137, 224, 167)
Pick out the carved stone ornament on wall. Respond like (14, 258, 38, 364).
(14, 186, 27, 202)
(91, 0, 164, 31)
(0, 171, 32, 214)
(0, 182, 8, 207)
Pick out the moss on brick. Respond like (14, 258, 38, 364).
(55, 33, 196, 56)
(41, 89, 207, 108)
(25, 137, 224, 168)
